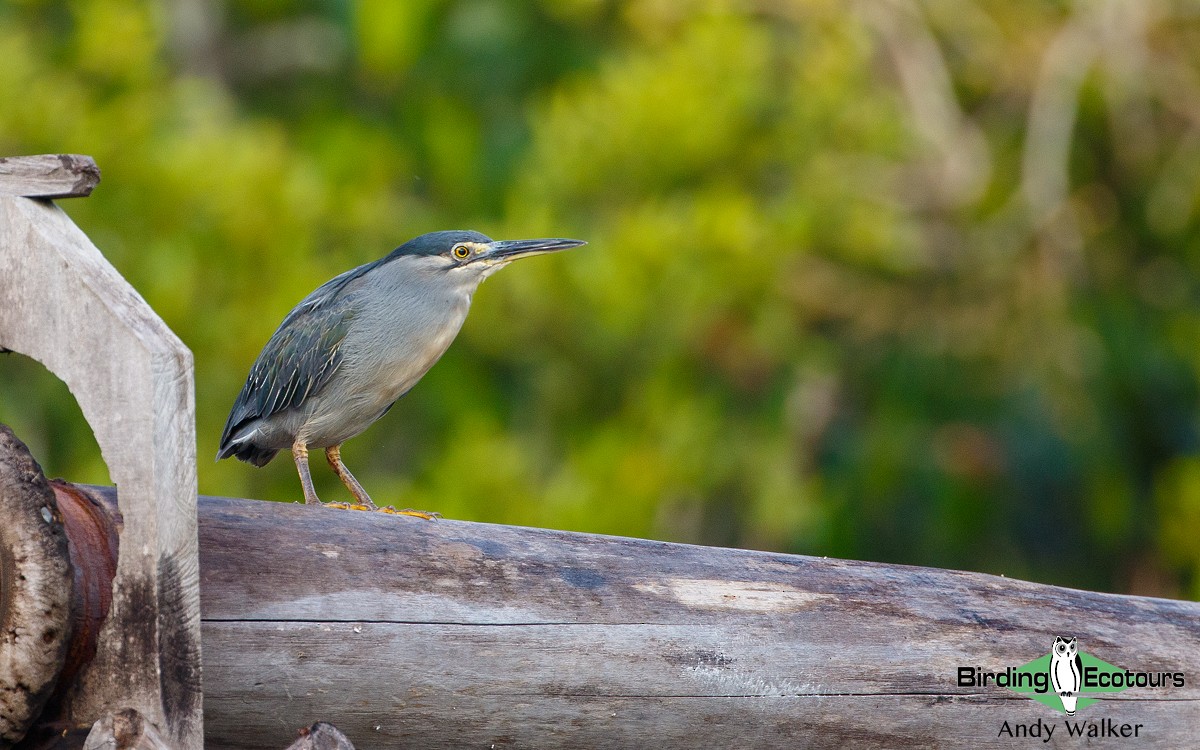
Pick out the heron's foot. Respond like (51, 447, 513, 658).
(343, 488, 380, 510)
(322, 501, 376, 512)
(380, 507, 442, 521)
(335, 489, 378, 510)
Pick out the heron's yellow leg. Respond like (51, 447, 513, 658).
(291, 441, 322, 505)
(325, 444, 378, 510)
(325, 445, 440, 519)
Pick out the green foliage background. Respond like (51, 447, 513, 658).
(2, 0, 1199, 598)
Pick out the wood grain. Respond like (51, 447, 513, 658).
(0, 194, 202, 749)
(0, 155, 100, 199)
(178, 492, 1200, 749)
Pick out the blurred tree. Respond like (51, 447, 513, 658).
(1, 0, 1198, 598)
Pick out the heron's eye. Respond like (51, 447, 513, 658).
(452, 244, 471, 259)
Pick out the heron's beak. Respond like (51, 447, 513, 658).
(478, 238, 586, 264)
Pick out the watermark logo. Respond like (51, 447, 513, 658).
(1006, 636, 1137, 715)
(957, 636, 1186, 741)
(959, 636, 1184, 715)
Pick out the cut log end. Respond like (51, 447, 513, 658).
(0, 425, 75, 745)
(0, 155, 100, 199)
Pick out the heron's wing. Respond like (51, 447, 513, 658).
(219, 263, 375, 452)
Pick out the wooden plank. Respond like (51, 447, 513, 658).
(0, 155, 100, 199)
(0, 195, 202, 749)
(182, 493, 1200, 749)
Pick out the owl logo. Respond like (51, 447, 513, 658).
(1050, 636, 1083, 715)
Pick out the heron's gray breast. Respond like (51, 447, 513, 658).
(299, 259, 474, 445)
(349, 292, 470, 402)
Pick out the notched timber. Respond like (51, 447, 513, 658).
(0, 189, 201, 749)
(0, 155, 100, 199)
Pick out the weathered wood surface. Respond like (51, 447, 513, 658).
(83, 710, 173, 750)
(0, 428, 73, 744)
(0, 191, 202, 749)
(0, 155, 100, 199)
(81, 711, 356, 750)
(75, 488, 1199, 749)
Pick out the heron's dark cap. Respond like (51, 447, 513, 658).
(388, 230, 493, 258)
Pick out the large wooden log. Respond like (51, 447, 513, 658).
(3, 449, 1199, 747)
(51, 487, 1191, 749)
(3, 430, 1197, 748)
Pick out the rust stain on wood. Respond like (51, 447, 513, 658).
(48, 480, 119, 702)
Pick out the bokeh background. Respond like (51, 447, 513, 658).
(2, 0, 1199, 599)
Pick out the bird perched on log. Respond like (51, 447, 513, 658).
(218, 230, 585, 514)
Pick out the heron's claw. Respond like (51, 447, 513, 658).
(318, 501, 440, 519)
(381, 507, 441, 521)
(321, 501, 374, 512)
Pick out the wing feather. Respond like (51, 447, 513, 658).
(218, 261, 377, 459)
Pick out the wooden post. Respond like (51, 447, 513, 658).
(0, 156, 202, 749)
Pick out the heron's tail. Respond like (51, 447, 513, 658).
(216, 437, 278, 467)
